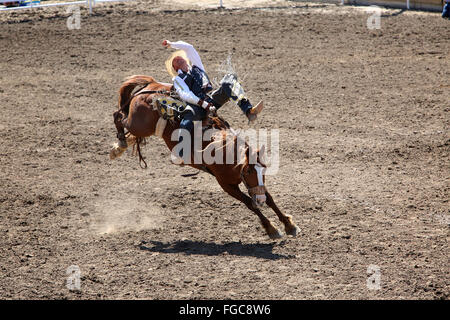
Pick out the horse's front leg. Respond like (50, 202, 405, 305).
(218, 182, 282, 239)
(265, 191, 300, 237)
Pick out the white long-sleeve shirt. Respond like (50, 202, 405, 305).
(168, 40, 206, 72)
(168, 40, 209, 108)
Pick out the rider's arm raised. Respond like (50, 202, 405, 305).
(167, 40, 206, 72)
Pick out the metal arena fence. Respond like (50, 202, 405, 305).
(0, 0, 131, 12)
(346, 0, 445, 11)
(290, 0, 445, 12)
(1, 0, 445, 15)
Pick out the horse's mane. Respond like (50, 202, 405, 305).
(201, 116, 251, 169)
(124, 74, 156, 84)
(208, 115, 230, 131)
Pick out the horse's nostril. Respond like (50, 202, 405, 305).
(256, 195, 267, 203)
(252, 194, 266, 207)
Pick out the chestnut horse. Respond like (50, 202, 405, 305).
(110, 75, 299, 239)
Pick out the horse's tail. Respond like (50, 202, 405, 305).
(118, 75, 155, 114)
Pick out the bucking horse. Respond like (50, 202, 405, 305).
(110, 75, 299, 239)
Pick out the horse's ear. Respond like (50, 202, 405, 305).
(258, 145, 267, 165)
(259, 145, 265, 157)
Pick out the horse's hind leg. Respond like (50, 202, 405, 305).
(111, 109, 139, 160)
(113, 110, 128, 148)
(109, 134, 137, 160)
(218, 182, 282, 239)
(265, 191, 300, 237)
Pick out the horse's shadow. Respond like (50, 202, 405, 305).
(139, 240, 294, 260)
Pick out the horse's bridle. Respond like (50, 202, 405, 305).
(240, 162, 266, 198)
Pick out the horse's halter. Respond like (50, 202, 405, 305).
(240, 161, 267, 206)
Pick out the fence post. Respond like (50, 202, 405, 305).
(87, 0, 93, 14)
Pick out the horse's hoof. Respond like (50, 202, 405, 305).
(118, 139, 128, 149)
(109, 144, 126, 160)
(268, 228, 283, 240)
(286, 225, 300, 237)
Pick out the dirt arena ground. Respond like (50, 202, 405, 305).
(0, 0, 448, 300)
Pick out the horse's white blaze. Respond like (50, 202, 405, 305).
(255, 163, 265, 186)
(254, 162, 266, 203)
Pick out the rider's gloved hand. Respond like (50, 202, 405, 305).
(200, 99, 216, 114)
(207, 105, 217, 114)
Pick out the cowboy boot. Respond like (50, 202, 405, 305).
(240, 99, 264, 122)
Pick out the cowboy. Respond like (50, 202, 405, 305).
(162, 40, 263, 162)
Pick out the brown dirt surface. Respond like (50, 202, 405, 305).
(0, 0, 449, 300)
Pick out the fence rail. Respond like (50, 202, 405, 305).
(1, 0, 445, 13)
(0, 0, 133, 12)
(346, 0, 444, 11)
